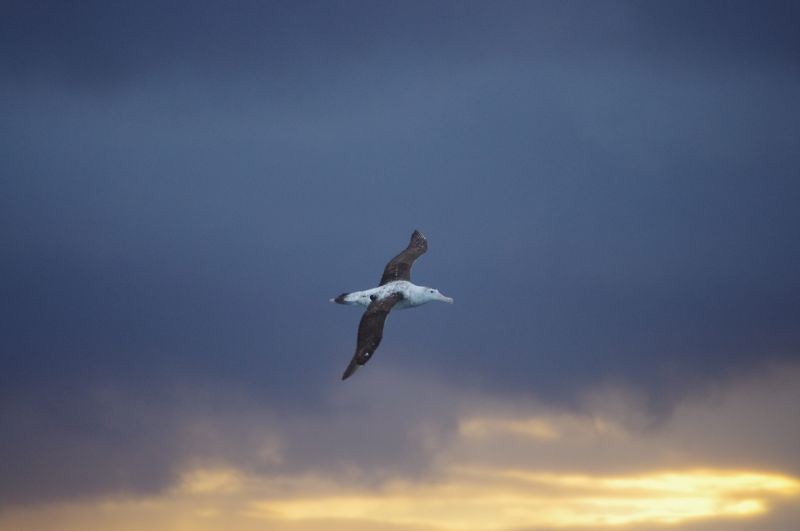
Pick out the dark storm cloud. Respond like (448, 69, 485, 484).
(1, 0, 799, 507)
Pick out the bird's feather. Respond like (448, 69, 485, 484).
(341, 292, 404, 380)
(378, 230, 428, 285)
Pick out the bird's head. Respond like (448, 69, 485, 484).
(424, 287, 454, 304)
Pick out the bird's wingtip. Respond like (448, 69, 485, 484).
(342, 360, 360, 380)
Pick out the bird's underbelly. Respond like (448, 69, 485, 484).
(394, 299, 415, 310)
(352, 282, 419, 308)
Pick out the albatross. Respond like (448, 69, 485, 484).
(331, 230, 453, 380)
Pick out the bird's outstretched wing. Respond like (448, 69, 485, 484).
(341, 292, 404, 380)
(379, 230, 428, 286)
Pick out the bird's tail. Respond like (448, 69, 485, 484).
(341, 358, 360, 380)
(330, 292, 351, 304)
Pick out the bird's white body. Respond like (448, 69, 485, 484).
(332, 280, 453, 310)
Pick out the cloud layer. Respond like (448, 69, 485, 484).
(1, 363, 799, 530)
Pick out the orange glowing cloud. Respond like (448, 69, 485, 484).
(1, 464, 796, 531)
(247, 467, 798, 529)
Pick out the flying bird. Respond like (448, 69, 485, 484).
(331, 230, 453, 380)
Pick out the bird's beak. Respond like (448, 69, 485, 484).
(439, 293, 454, 304)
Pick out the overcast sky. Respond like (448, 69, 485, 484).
(2, 1, 799, 529)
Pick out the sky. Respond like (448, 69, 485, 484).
(2, 1, 800, 529)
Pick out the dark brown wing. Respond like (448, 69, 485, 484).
(341, 292, 404, 380)
(379, 230, 428, 285)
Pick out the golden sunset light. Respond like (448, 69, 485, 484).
(251, 467, 798, 529)
(2, 463, 796, 531)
